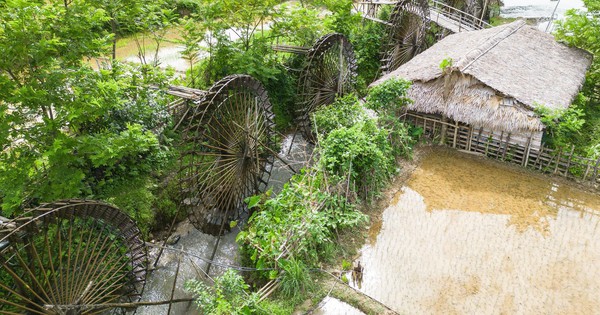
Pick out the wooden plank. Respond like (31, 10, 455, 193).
(502, 133, 511, 160)
(552, 149, 561, 174)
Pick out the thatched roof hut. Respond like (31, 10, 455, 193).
(371, 20, 592, 133)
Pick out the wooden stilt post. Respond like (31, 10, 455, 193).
(564, 145, 575, 177)
(452, 121, 459, 148)
(523, 133, 532, 167)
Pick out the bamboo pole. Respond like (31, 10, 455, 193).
(593, 156, 600, 183)
(467, 127, 474, 152)
(564, 145, 575, 177)
(501, 132, 511, 160)
(552, 149, 562, 174)
(452, 121, 459, 148)
(523, 133, 532, 167)
(167, 255, 182, 315)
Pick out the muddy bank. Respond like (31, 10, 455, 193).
(352, 147, 600, 314)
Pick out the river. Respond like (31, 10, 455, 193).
(500, 0, 585, 31)
(350, 148, 600, 314)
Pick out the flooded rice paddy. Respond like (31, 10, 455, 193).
(353, 148, 600, 314)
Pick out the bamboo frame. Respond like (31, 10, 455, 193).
(406, 112, 600, 188)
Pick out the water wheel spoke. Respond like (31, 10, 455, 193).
(382, 0, 430, 74)
(297, 33, 357, 141)
(179, 75, 275, 234)
(0, 200, 147, 314)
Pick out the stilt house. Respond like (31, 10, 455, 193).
(371, 20, 592, 151)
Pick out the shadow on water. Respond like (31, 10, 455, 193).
(352, 148, 600, 314)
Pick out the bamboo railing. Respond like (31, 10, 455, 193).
(355, 0, 491, 33)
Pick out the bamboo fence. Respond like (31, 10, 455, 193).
(403, 112, 600, 189)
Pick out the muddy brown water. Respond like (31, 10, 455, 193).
(353, 148, 600, 314)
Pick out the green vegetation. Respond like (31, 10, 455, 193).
(236, 80, 414, 310)
(553, 0, 600, 158)
(0, 0, 415, 312)
(0, 1, 175, 228)
(185, 270, 262, 315)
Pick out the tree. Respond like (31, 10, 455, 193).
(0, 0, 173, 216)
(555, 0, 600, 157)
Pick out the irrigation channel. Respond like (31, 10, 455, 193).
(346, 147, 600, 314)
(136, 133, 314, 314)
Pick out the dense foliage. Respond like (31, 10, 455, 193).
(237, 80, 413, 306)
(186, 270, 262, 315)
(554, 0, 600, 158)
(365, 78, 416, 157)
(0, 0, 174, 230)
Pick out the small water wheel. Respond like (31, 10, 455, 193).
(381, 0, 431, 74)
(178, 74, 275, 235)
(296, 33, 357, 141)
(0, 199, 147, 314)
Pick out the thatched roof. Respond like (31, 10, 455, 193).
(372, 20, 592, 132)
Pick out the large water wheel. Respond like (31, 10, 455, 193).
(0, 200, 147, 314)
(296, 33, 357, 142)
(381, 0, 431, 74)
(178, 74, 275, 235)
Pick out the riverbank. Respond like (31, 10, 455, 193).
(299, 149, 426, 314)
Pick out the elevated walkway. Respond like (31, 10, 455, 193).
(356, 0, 491, 33)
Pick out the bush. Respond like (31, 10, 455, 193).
(349, 20, 387, 95)
(279, 258, 314, 299)
(365, 78, 415, 157)
(185, 270, 261, 315)
(237, 168, 367, 276)
(320, 119, 396, 200)
(313, 94, 367, 137)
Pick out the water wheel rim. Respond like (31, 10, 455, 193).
(297, 33, 357, 142)
(382, 0, 430, 74)
(0, 199, 147, 314)
(180, 75, 275, 235)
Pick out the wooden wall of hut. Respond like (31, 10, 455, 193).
(404, 112, 600, 189)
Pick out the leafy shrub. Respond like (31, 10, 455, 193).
(365, 78, 412, 114)
(237, 168, 367, 277)
(349, 20, 387, 95)
(536, 104, 585, 149)
(365, 78, 415, 157)
(185, 270, 261, 315)
(101, 177, 156, 235)
(320, 119, 396, 200)
(313, 94, 367, 137)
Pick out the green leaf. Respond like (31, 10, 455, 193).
(245, 195, 261, 209)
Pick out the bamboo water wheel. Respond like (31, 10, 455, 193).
(178, 74, 275, 236)
(296, 33, 357, 142)
(381, 0, 431, 74)
(0, 200, 147, 314)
